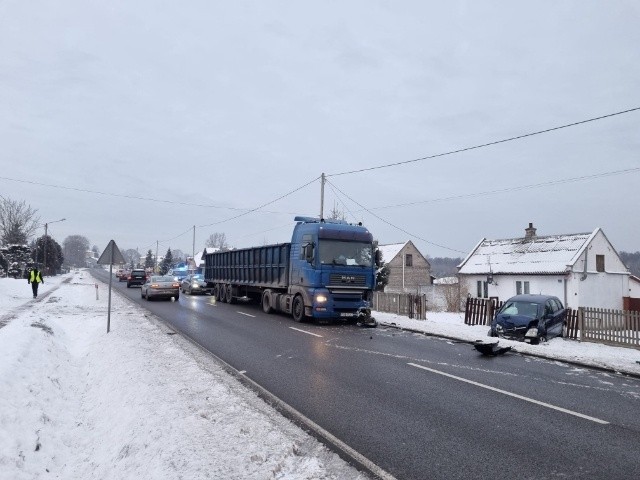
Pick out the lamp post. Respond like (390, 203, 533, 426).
(43, 218, 66, 275)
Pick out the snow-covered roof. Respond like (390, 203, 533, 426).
(433, 276, 458, 285)
(195, 248, 219, 266)
(458, 230, 596, 275)
(377, 242, 407, 263)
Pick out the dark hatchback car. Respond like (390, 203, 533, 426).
(489, 294, 567, 344)
(126, 269, 147, 287)
(180, 274, 211, 295)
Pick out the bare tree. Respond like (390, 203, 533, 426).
(442, 277, 469, 312)
(205, 232, 228, 251)
(327, 202, 347, 221)
(0, 196, 40, 245)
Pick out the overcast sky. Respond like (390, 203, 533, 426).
(1, 1, 639, 260)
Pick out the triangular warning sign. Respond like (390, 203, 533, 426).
(97, 240, 126, 265)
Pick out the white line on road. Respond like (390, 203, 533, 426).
(237, 312, 255, 317)
(408, 362, 609, 425)
(289, 327, 323, 338)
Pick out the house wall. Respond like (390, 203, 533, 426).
(461, 274, 565, 304)
(566, 272, 627, 310)
(384, 243, 432, 293)
(567, 231, 629, 309)
(629, 278, 640, 298)
(572, 230, 628, 274)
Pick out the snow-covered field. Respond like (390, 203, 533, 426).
(1, 270, 638, 480)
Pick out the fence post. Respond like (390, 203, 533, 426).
(578, 307, 584, 342)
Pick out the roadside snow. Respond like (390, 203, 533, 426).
(1, 270, 638, 480)
(0, 272, 368, 480)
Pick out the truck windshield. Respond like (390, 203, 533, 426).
(318, 240, 373, 267)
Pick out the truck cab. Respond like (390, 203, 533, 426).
(289, 217, 376, 322)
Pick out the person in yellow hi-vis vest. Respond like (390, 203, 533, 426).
(28, 267, 44, 298)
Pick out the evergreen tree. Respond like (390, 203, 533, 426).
(145, 250, 154, 269)
(32, 235, 64, 274)
(159, 248, 173, 275)
(375, 244, 390, 291)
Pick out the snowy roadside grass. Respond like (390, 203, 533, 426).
(0, 273, 368, 480)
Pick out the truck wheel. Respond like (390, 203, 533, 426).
(226, 285, 236, 304)
(292, 295, 305, 322)
(262, 291, 273, 314)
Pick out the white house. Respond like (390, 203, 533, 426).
(457, 223, 631, 310)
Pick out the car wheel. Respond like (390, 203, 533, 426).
(536, 335, 547, 344)
(292, 295, 305, 322)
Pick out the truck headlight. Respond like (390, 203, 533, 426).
(315, 294, 328, 303)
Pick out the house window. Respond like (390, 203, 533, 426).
(516, 281, 530, 295)
(405, 254, 413, 267)
(596, 255, 605, 272)
(477, 280, 488, 298)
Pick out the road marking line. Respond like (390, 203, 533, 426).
(239, 370, 247, 374)
(408, 363, 609, 425)
(237, 312, 255, 317)
(289, 327, 323, 338)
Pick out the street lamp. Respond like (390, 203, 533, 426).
(43, 218, 66, 275)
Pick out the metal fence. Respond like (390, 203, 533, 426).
(373, 292, 428, 320)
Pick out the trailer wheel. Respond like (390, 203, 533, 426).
(213, 284, 220, 301)
(217, 284, 225, 303)
(262, 290, 273, 314)
(226, 284, 236, 304)
(292, 295, 305, 322)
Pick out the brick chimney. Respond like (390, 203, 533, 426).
(525, 222, 537, 239)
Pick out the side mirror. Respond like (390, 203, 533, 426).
(375, 249, 381, 267)
(304, 243, 315, 263)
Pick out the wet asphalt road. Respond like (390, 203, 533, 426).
(93, 269, 640, 480)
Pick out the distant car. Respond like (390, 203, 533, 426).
(115, 269, 125, 279)
(489, 294, 567, 344)
(180, 274, 211, 295)
(127, 269, 147, 288)
(141, 275, 180, 301)
(118, 269, 131, 282)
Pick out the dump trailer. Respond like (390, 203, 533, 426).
(203, 216, 378, 324)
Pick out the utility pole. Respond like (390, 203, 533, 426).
(319, 172, 325, 219)
(43, 218, 66, 275)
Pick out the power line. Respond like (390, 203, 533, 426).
(0, 175, 248, 211)
(327, 107, 640, 177)
(326, 179, 467, 254)
(198, 176, 320, 228)
(369, 167, 640, 211)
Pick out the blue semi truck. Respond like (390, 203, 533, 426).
(203, 216, 378, 325)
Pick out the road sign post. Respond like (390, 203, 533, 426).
(97, 240, 126, 333)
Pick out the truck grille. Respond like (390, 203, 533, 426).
(328, 274, 366, 287)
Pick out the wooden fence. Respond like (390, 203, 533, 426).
(580, 307, 640, 349)
(373, 292, 428, 320)
(463, 298, 640, 347)
(464, 297, 503, 327)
